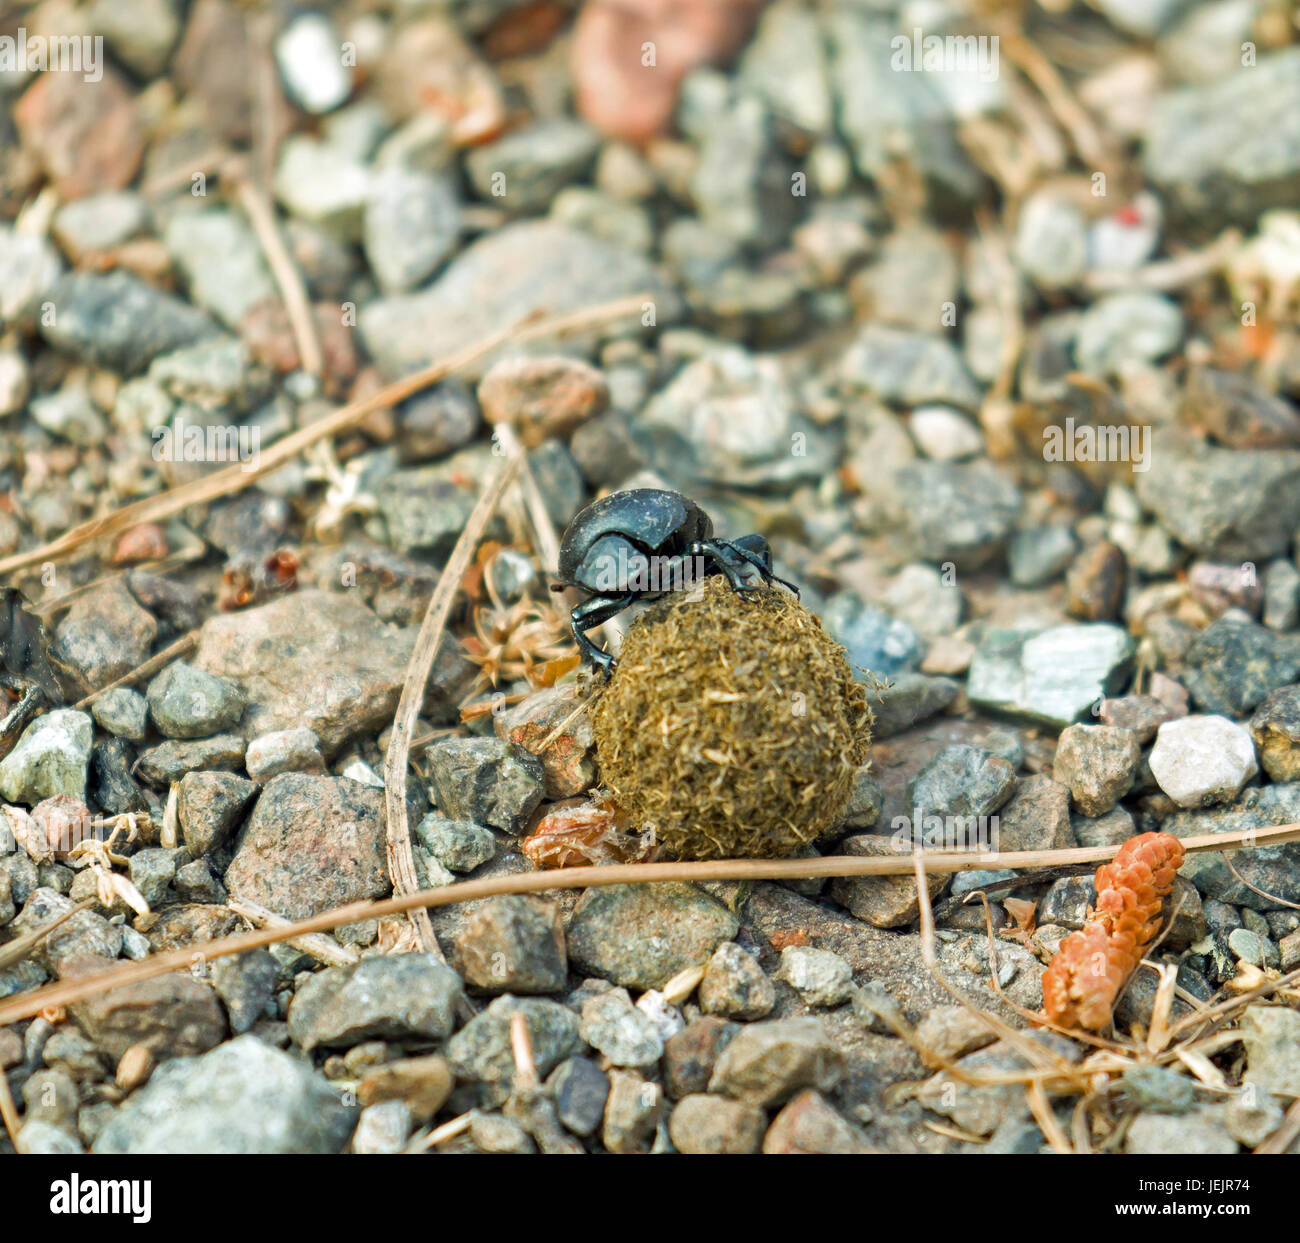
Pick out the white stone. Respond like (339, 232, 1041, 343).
(776, 946, 854, 1007)
(909, 405, 984, 462)
(1148, 715, 1258, 809)
(275, 13, 353, 115)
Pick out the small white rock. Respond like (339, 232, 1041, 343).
(908, 405, 984, 462)
(352, 1101, 411, 1154)
(245, 727, 325, 783)
(1148, 715, 1258, 809)
(275, 13, 353, 115)
(776, 946, 854, 1007)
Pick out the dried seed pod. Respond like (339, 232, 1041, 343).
(1041, 831, 1186, 1031)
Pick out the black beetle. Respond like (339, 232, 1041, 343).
(552, 488, 797, 672)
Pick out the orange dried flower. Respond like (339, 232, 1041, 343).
(1041, 831, 1185, 1031)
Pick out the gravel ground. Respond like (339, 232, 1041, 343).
(1, 0, 1300, 1156)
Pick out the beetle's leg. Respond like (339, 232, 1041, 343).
(569, 594, 636, 673)
(690, 542, 762, 599)
(713, 537, 800, 599)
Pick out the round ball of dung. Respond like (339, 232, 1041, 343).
(591, 576, 872, 861)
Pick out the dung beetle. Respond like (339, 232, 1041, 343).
(552, 488, 797, 672)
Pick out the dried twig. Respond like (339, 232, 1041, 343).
(0, 824, 1297, 1028)
(231, 172, 323, 378)
(71, 632, 199, 710)
(225, 896, 359, 968)
(383, 455, 521, 955)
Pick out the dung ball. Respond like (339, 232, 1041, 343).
(591, 576, 872, 861)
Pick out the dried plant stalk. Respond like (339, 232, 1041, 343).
(1041, 831, 1186, 1031)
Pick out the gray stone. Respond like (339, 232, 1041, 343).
(0, 711, 94, 803)
(19, 1120, 83, 1154)
(453, 896, 566, 994)
(548, 1056, 609, 1138)
(688, 93, 793, 251)
(828, 10, 982, 215)
(243, 727, 324, 782)
(1134, 432, 1300, 562)
(134, 734, 246, 786)
(364, 167, 460, 293)
(831, 834, 949, 928)
(1071, 804, 1136, 848)
(911, 745, 1018, 821)
(1052, 724, 1140, 816)
(1240, 1006, 1300, 1098)
(566, 883, 738, 991)
(914, 1005, 997, 1063)
(414, 814, 497, 874)
(1224, 1089, 1284, 1148)
(224, 772, 389, 919)
(465, 120, 600, 214)
(776, 946, 854, 1007)
(1149, 715, 1258, 808)
(708, 1017, 843, 1108)
(52, 580, 157, 695)
(823, 594, 922, 677)
(211, 949, 279, 1034)
(273, 137, 370, 238)
(880, 461, 1021, 570)
(996, 775, 1076, 852)
(699, 942, 776, 1021)
(1143, 47, 1300, 229)
(1263, 559, 1300, 630)
(90, 687, 149, 742)
(358, 221, 678, 381)
(669, 1093, 766, 1155)
(1181, 614, 1300, 716)
(1126, 1107, 1238, 1154)
(638, 350, 834, 488)
(838, 768, 882, 832)
(376, 463, 479, 556)
(165, 210, 275, 329)
(1015, 192, 1087, 290)
(1162, 783, 1300, 910)
(94, 1035, 356, 1153)
(1074, 293, 1183, 376)
(0, 226, 62, 328)
(579, 988, 664, 1068)
(40, 271, 216, 374)
(146, 659, 246, 739)
(447, 996, 583, 1107)
(841, 324, 981, 411)
(128, 847, 186, 908)
(195, 590, 473, 756)
(1122, 1064, 1195, 1113)
(967, 624, 1134, 729)
(288, 954, 464, 1050)
(424, 737, 544, 834)
(1009, 524, 1078, 587)
(30, 389, 106, 446)
(173, 858, 225, 904)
